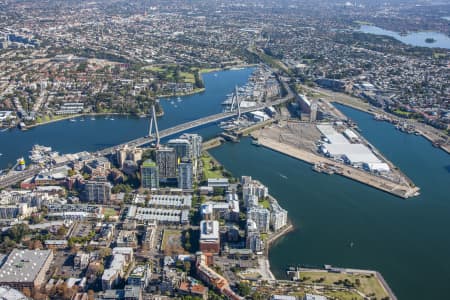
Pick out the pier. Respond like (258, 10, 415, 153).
(255, 135, 420, 199)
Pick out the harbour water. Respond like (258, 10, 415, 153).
(0, 68, 254, 169)
(1, 66, 450, 299)
(210, 104, 450, 300)
(358, 24, 450, 49)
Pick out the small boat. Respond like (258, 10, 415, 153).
(279, 173, 288, 179)
(214, 73, 218, 77)
(174, 104, 178, 108)
(69, 118, 76, 122)
(349, 241, 354, 248)
(251, 140, 261, 146)
(170, 100, 175, 105)
(90, 116, 96, 120)
(0, 153, 2, 156)
(110, 117, 115, 121)
(79, 118, 85, 122)
(177, 96, 181, 101)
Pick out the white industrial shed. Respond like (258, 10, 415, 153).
(317, 124, 350, 144)
(322, 143, 390, 171)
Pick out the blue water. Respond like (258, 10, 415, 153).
(210, 104, 450, 300)
(359, 25, 450, 49)
(0, 68, 254, 169)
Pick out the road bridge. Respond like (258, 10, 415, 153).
(0, 78, 294, 189)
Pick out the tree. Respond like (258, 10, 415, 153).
(99, 247, 112, 259)
(22, 287, 31, 298)
(237, 282, 251, 297)
(57, 226, 68, 237)
(7, 223, 30, 243)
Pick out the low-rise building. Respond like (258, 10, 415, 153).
(116, 230, 138, 248)
(127, 265, 150, 289)
(74, 251, 90, 270)
(0, 249, 53, 289)
(199, 220, 220, 254)
(207, 178, 229, 188)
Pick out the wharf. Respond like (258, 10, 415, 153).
(202, 137, 224, 151)
(255, 135, 420, 199)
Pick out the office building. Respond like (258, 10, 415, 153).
(156, 147, 177, 182)
(141, 159, 159, 189)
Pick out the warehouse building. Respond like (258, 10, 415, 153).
(0, 249, 53, 289)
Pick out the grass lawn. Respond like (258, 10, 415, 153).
(299, 271, 389, 299)
(201, 154, 223, 179)
(142, 65, 196, 83)
(325, 290, 363, 300)
(259, 198, 270, 209)
(102, 207, 117, 219)
(179, 71, 195, 83)
(142, 66, 165, 72)
(161, 229, 184, 254)
(193, 67, 221, 74)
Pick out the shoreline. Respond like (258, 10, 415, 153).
(24, 111, 164, 130)
(334, 100, 450, 155)
(206, 145, 395, 299)
(22, 65, 257, 130)
(298, 83, 450, 154)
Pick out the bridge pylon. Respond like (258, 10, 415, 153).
(148, 104, 160, 148)
(236, 85, 241, 120)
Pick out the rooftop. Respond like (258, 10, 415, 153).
(200, 220, 219, 241)
(0, 249, 52, 283)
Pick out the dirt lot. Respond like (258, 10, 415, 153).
(161, 229, 185, 256)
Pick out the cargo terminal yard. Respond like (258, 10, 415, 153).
(251, 98, 420, 199)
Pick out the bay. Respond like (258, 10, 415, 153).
(210, 104, 450, 300)
(0, 68, 254, 169)
(358, 24, 450, 49)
